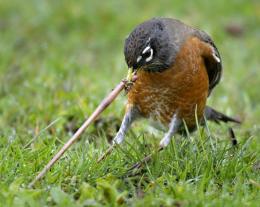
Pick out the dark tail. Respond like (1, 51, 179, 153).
(204, 106, 241, 124)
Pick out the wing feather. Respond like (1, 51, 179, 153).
(195, 31, 223, 95)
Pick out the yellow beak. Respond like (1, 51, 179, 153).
(126, 67, 134, 81)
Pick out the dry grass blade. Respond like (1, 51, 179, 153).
(29, 76, 137, 188)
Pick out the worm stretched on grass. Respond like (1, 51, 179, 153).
(29, 75, 137, 188)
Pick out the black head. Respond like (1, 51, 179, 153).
(124, 18, 173, 72)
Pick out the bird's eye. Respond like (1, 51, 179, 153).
(136, 45, 154, 64)
(143, 50, 151, 59)
(142, 46, 153, 62)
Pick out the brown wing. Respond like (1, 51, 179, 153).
(161, 18, 222, 96)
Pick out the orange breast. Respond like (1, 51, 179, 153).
(127, 37, 210, 129)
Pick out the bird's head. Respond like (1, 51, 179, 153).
(124, 18, 173, 73)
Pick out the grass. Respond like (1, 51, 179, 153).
(0, 0, 260, 206)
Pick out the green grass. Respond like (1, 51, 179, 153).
(0, 0, 260, 206)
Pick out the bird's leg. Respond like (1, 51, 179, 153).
(159, 114, 181, 148)
(129, 114, 181, 170)
(97, 106, 139, 162)
(113, 106, 140, 144)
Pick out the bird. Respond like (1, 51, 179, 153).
(113, 17, 240, 148)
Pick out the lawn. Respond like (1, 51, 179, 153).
(0, 0, 259, 206)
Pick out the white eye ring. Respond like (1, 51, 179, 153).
(142, 46, 151, 54)
(136, 45, 154, 63)
(136, 56, 142, 63)
(145, 48, 153, 62)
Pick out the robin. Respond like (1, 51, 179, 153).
(113, 18, 240, 148)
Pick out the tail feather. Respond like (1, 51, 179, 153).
(204, 106, 241, 124)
